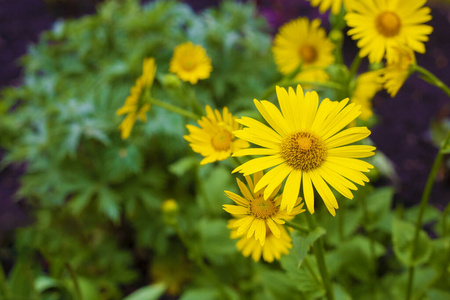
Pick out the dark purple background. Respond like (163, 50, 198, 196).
(0, 0, 449, 237)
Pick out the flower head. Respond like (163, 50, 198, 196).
(345, 0, 433, 63)
(116, 58, 156, 139)
(169, 42, 212, 84)
(233, 85, 375, 216)
(272, 18, 334, 79)
(230, 221, 292, 263)
(382, 46, 416, 97)
(223, 171, 304, 246)
(307, 0, 350, 15)
(184, 106, 249, 165)
(351, 70, 383, 121)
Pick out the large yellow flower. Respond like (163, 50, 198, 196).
(184, 106, 249, 165)
(233, 85, 375, 216)
(351, 70, 383, 121)
(345, 0, 433, 63)
(169, 42, 212, 84)
(382, 46, 415, 97)
(223, 171, 304, 246)
(229, 221, 292, 263)
(116, 58, 156, 139)
(272, 18, 334, 79)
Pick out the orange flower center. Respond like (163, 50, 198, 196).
(249, 195, 279, 219)
(280, 131, 327, 171)
(299, 45, 318, 64)
(181, 58, 197, 71)
(211, 129, 232, 151)
(375, 11, 401, 37)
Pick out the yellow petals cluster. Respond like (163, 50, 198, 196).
(233, 85, 375, 216)
(224, 171, 304, 262)
(184, 106, 249, 165)
(382, 46, 416, 97)
(351, 70, 384, 121)
(170, 42, 213, 84)
(116, 58, 156, 139)
(272, 18, 334, 82)
(345, 0, 433, 63)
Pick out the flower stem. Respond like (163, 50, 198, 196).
(405, 130, 450, 300)
(349, 54, 362, 80)
(66, 263, 83, 300)
(305, 214, 335, 300)
(413, 65, 450, 97)
(285, 220, 310, 234)
(0, 263, 9, 298)
(149, 97, 201, 120)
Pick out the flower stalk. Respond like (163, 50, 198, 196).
(413, 65, 450, 97)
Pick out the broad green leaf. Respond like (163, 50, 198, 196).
(392, 217, 432, 266)
(123, 282, 166, 300)
(365, 186, 394, 230)
(179, 288, 218, 300)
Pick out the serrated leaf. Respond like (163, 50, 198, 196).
(392, 217, 432, 266)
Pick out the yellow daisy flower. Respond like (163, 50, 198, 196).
(223, 171, 304, 246)
(272, 18, 334, 78)
(230, 221, 292, 263)
(382, 46, 415, 97)
(351, 70, 383, 121)
(307, 0, 349, 15)
(184, 106, 249, 165)
(116, 58, 156, 139)
(345, 0, 433, 63)
(233, 84, 375, 216)
(169, 42, 212, 84)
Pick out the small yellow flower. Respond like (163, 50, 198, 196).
(169, 42, 212, 84)
(351, 70, 383, 121)
(272, 18, 334, 81)
(184, 105, 249, 165)
(307, 0, 351, 15)
(116, 58, 156, 139)
(345, 0, 433, 63)
(233, 85, 375, 216)
(223, 171, 304, 246)
(229, 220, 292, 263)
(382, 46, 415, 97)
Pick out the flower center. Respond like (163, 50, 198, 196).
(299, 45, 318, 64)
(181, 58, 196, 71)
(249, 195, 279, 219)
(280, 131, 327, 171)
(375, 11, 401, 37)
(211, 129, 232, 151)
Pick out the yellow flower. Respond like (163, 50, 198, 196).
(223, 171, 304, 246)
(169, 42, 212, 84)
(116, 58, 156, 139)
(345, 0, 433, 63)
(307, 0, 350, 15)
(272, 18, 334, 79)
(230, 221, 292, 263)
(233, 85, 375, 216)
(184, 105, 249, 165)
(351, 70, 383, 121)
(382, 46, 415, 97)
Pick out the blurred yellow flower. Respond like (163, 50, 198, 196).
(233, 85, 375, 216)
(382, 46, 416, 97)
(223, 171, 304, 246)
(116, 58, 156, 139)
(345, 0, 433, 63)
(184, 105, 249, 165)
(169, 42, 212, 84)
(272, 18, 334, 80)
(307, 0, 349, 15)
(230, 220, 292, 263)
(351, 70, 383, 121)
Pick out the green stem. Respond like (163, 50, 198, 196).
(149, 97, 201, 120)
(405, 130, 450, 300)
(443, 203, 450, 237)
(305, 214, 335, 300)
(66, 263, 83, 300)
(285, 220, 310, 234)
(413, 65, 450, 97)
(349, 54, 362, 80)
(303, 256, 322, 285)
(0, 263, 10, 298)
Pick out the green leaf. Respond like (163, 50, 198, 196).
(123, 282, 167, 300)
(365, 187, 394, 230)
(198, 219, 236, 264)
(168, 156, 198, 177)
(292, 227, 326, 263)
(7, 257, 38, 299)
(426, 288, 450, 300)
(179, 288, 218, 300)
(98, 186, 121, 224)
(392, 217, 432, 266)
